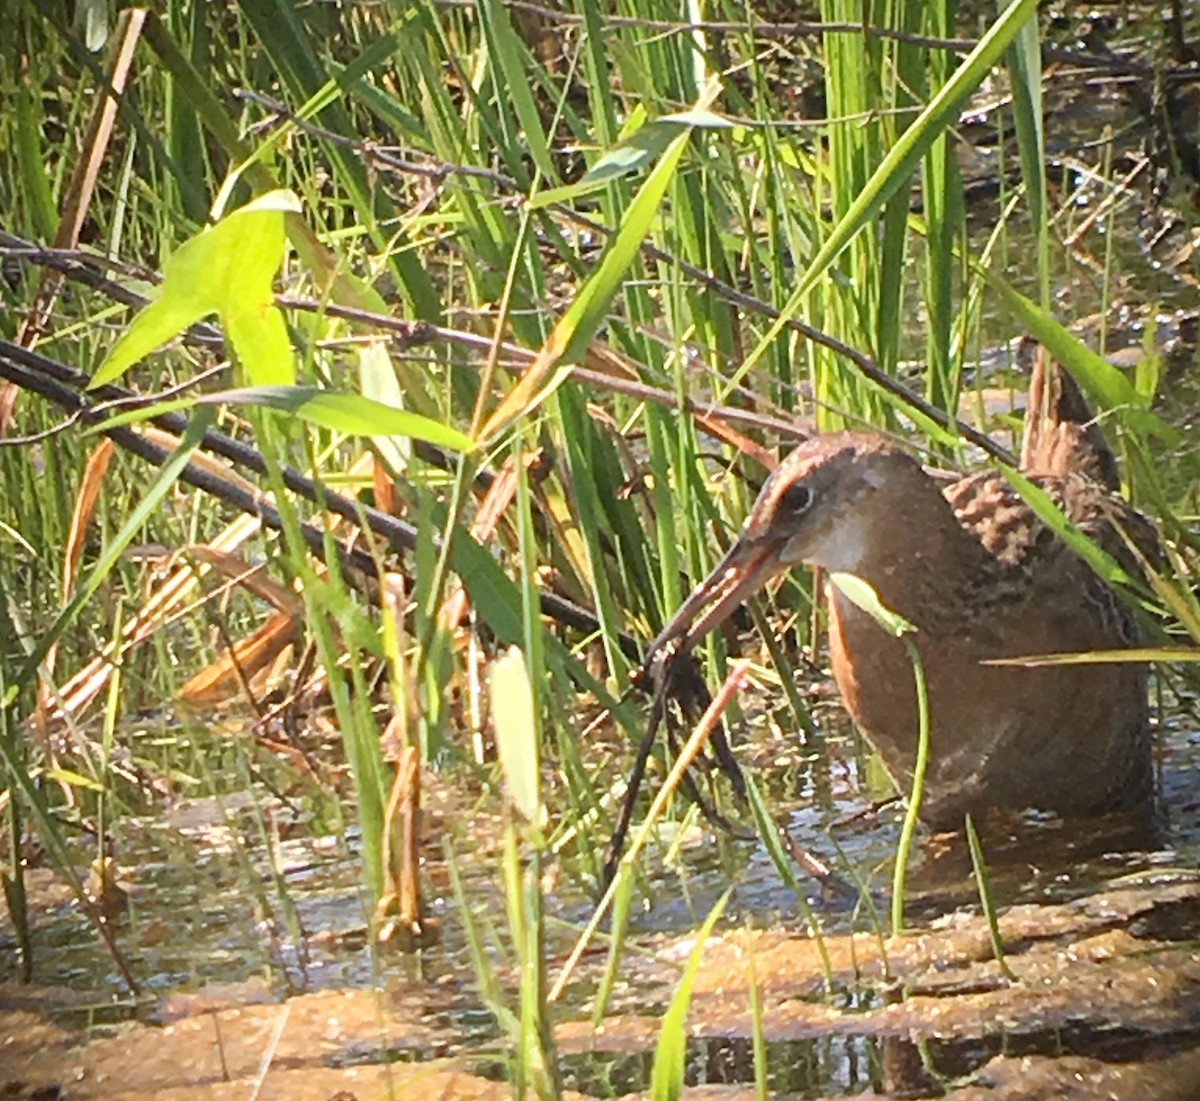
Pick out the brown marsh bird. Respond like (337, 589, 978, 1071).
(648, 358, 1156, 829)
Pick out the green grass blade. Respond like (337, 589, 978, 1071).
(730, 0, 1038, 391)
(965, 813, 1017, 980)
(236, 0, 441, 317)
(649, 888, 731, 1101)
(482, 80, 721, 439)
(1004, 2, 1049, 307)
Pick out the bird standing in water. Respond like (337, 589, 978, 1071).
(646, 357, 1156, 829)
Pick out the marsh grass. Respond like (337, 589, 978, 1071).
(0, 2, 1196, 1092)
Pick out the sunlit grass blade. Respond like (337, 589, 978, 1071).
(999, 467, 1142, 590)
(730, 0, 1038, 391)
(986, 647, 1200, 667)
(649, 888, 731, 1101)
(965, 813, 1017, 981)
(590, 862, 635, 1024)
(747, 934, 768, 1101)
(480, 79, 721, 440)
(978, 274, 1169, 430)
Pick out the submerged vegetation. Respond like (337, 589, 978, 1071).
(2, 0, 1200, 1096)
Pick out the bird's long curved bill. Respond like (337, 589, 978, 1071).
(643, 534, 786, 670)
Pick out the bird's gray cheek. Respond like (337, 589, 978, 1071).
(792, 518, 869, 573)
(779, 531, 814, 567)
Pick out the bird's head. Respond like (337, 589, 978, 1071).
(644, 433, 919, 662)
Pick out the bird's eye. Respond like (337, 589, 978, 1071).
(780, 482, 813, 514)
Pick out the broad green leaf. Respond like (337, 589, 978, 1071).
(91, 189, 301, 388)
(532, 116, 683, 208)
(534, 107, 732, 207)
(224, 301, 293, 386)
(95, 296, 207, 385)
(579, 121, 683, 182)
(196, 386, 473, 451)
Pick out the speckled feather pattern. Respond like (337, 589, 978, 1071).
(942, 469, 1149, 646)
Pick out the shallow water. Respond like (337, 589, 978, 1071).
(3, 694, 1199, 1099)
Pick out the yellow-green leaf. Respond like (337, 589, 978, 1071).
(198, 386, 473, 451)
(90, 189, 301, 388)
(830, 572, 915, 638)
